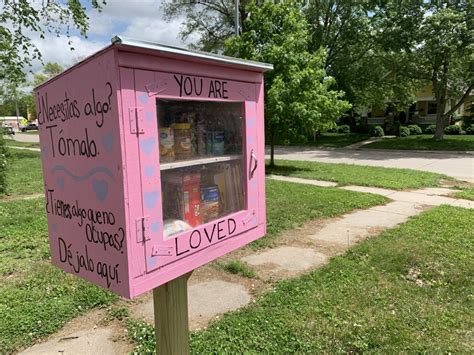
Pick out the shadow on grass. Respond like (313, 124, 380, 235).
(265, 163, 312, 176)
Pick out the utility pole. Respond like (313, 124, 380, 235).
(235, 0, 239, 36)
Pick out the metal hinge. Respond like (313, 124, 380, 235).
(136, 216, 150, 243)
(151, 246, 174, 257)
(129, 107, 144, 134)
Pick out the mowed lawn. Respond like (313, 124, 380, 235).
(0, 150, 387, 352)
(362, 134, 474, 151)
(128, 205, 474, 353)
(267, 159, 453, 190)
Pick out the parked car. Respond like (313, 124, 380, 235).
(21, 123, 38, 132)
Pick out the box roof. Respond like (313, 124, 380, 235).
(112, 36, 273, 72)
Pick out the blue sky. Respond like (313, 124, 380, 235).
(32, 0, 198, 73)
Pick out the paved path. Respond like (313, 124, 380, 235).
(12, 132, 40, 143)
(21, 177, 473, 354)
(267, 146, 474, 182)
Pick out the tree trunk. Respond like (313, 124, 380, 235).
(434, 113, 447, 140)
(270, 130, 275, 167)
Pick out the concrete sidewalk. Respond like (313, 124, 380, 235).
(20, 176, 473, 354)
(267, 146, 474, 182)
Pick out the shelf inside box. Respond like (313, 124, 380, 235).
(160, 154, 241, 171)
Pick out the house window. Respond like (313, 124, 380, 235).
(427, 101, 437, 115)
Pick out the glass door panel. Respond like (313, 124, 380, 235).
(156, 99, 245, 239)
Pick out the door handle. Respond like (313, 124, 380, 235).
(249, 149, 258, 179)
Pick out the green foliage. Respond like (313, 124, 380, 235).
(225, 1, 350, 164)
(363, 135, 474, 151)
(424, 124, 437, 134)
(444, 125, 462, 135)
(267, 160, 451, 190)
(0, 132, 7, 194)
(0, 1, 104, 85)
(399, 126, 410, 137)
(465, 125, 474, 135)
(337, 124, 350, 134)
(369, 125, 384, 137)
(408, 124, 422, 135)
(223, 261, 256, 278)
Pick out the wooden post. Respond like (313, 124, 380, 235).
(153, 273, 192, 355)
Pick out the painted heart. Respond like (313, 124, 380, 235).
(247, 117, 256, 128)
(147, 256, 157, 268)
(140, 137, 156, 155)
(144, 165, 155, 177)
(144, 191, 159, 210)
(101, 132, 114, 152)
(41, 146, 49, 157)
(251, 179, 258, 188)
(145, 112, 154, 123)
(151, 220, 160, 233)
(51, 224, 58, 232)
(247, 136, 255, 145)
(56, 177, 65, 190)
(138, 93, 148, 104)
(92, 179, 109, 202)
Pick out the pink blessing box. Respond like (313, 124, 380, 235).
(35, 36, 272, 298)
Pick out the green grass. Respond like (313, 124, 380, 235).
(454, 187, 474, 201)
(0, 198, 48, 277)
(4, 139, 41, 149)
(2, 149, 43, 198)
(363, 134, 474, 151)
(0, 197, 117, 353)
(267, 160, 452, 190)
(128, 205, 474, 353)
(0, 265, 117, 353)
(303, 133, 369, 148)
(256, 179, 387, 248)
(222, 260, 256, 278)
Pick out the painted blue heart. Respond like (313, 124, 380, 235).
(101, 132, 113, 152)
(56, 177, 65, 190)
(151, 220, 160, 233)
(147, 256, 157, 268)
(51, 224, 58, 232)
(251, 179, 258, 188)
(247, 136, 255, 145)
(144, 191, 159, 210)
(92, 179, 109, 202)
(140, 137, 156, 155)
(42, 146, 49, 157)
(247, 117, 256, 128)
(145, 112, 154, 123)
(144, 165, 155, 177)
(138, 93, 148, 104)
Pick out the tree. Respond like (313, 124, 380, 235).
(225, 1, 350, 166)
(380, 1, 473, 140)
(0, 1, 105, 85)
(305, 0, 423, 110)
(162, 0, 252, 52)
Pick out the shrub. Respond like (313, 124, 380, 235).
(337, 124, 351, 134)
(399, 126, 410, 137)
(407, 124, 422, 135)
(0, 130, 7, 194)
(444, 124, 462, 135)
(464, 124, 474, 135)
(369, 125, 384, 137)
(424, 125, 436, 134)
